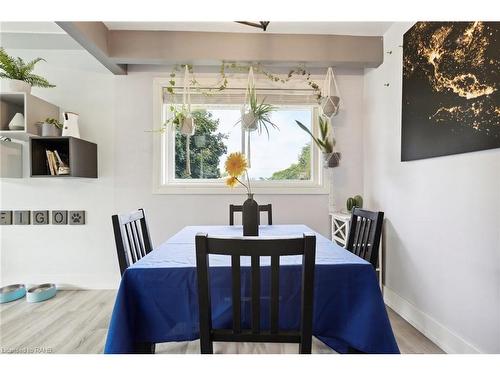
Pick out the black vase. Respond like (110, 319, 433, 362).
(242, 193, 259, 236)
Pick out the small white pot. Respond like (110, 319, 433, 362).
(241, 112, 258, 132)
(1, 79, 32, 94)
(180, 116, 195, 136)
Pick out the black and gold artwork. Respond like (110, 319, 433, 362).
(401, 22, 499, 161)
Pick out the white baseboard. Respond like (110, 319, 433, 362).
(383, 286, 481, 354)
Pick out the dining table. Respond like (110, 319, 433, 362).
(104, 224, 399, 354)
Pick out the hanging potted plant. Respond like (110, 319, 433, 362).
(176, 65, 195, 136)
(238, 67, 278, 135)
(0, 48, 55, 93)
(296, 116, 341, 168)
(321, 67, 341, 120)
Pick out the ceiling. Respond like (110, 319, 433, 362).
(104, 22, 392, 36)
(0, 22, 393, 37)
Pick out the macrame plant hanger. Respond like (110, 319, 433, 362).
(181, 65, 195, 176)
(241, 66, 256, 167)
(321, 67, 341, 119)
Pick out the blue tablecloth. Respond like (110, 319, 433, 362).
(104, 225, 399, 354)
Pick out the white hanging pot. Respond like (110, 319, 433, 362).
(321, 67, 341, 119)
(1, 79, 32, 94)
(241, 66, 258, 132)
(180, 116, 195, 136)
(241, 111, 257, 132)
(180, 65, 195, 136)
(321, 95, 340, 119)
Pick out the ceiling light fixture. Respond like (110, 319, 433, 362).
(235, 21, 270, 31)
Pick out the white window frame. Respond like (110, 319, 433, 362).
(152, 76, 329, 195)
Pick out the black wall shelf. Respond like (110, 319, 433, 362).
(30, 136, 98, 178)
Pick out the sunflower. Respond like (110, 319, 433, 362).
(225, 176, 238, 188)
(224, 152, 248, 177)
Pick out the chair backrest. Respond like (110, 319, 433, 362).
(111, 208, 153, 276)
(346, 208, 384, 268)
(229, 204, 273, 225)
(195, 233, 316, 354)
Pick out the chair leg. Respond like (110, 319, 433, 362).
(134, 342, 155, 354)
(200, 339, 213, 354)
(299, 337, 312, 354)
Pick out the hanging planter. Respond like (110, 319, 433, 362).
(296, 116, 341, 168)
(323, 152, 342, 168)
(179, 65, 195, 136)
(321, 67, 341, 119)
(240, 67, 258, 132)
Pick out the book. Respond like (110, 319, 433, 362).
(53, 150, 70, 175)
(46, 150, 55, 175)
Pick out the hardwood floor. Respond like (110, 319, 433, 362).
(0, 290, 444, 354)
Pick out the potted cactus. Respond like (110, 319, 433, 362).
(346, 195, 363, 212)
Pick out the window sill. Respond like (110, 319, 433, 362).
(153, 183, 329, 195)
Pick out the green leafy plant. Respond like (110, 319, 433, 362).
(241, 86, 278, 138)
(0, 48, 55, 88)
(296, 116, 334, 154)
(43, 117, 63, 129)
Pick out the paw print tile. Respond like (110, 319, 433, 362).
(69, 211, 86, 225)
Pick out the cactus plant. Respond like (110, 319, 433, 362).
(346, 197, 356, 212)
(353, 195, 363, 209)
(346, 195, 363, 212)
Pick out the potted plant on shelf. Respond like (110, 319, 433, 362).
(296, 116, 341, 168)
(0, 48, 55, 93)
(38, 118, 63, 137)
(224, 152, 259, 236)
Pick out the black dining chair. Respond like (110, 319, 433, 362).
(195, 233, 316, 354)
(229, 204, 273, 225)
(111, 208, 153, 276)
(346, 208, 384, 269)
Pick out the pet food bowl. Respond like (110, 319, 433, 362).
(26, 283, 57, 303)
(0, 284, 26, 303)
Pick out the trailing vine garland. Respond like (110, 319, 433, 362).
(163, 62, 323, 129)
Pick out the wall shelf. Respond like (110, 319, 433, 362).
(0, 140, 23, 178)
(0, 92, 59, 141)
(30, 136, 98, 178)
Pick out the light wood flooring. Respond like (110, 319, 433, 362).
(0, 290, 444, 354)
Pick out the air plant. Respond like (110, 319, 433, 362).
(238, 86, 278, 138)
(296, 116, 334, 154)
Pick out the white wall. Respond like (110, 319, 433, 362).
(363, 23, 500, 353)
(1, 52, 365, 289)
(0, 49, 119, 288)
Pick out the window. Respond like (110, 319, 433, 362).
(153, 77, 328, 194)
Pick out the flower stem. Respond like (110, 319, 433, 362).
(235, 177, 251, 195)
(245, 171, 252, 195)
